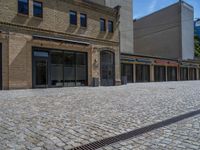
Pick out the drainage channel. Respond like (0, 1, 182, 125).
(70, 109, 200, 150)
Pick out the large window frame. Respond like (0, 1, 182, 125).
(18, 0, 29, 15)
(32, 47, 88, 88)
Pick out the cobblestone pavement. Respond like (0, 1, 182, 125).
(0, 81, 200, 150)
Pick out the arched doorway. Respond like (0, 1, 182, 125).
(100, 51, 115, 86)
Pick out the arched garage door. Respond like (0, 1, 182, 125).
(100, 51, 115, 86)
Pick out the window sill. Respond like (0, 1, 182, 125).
(17, 13, 29, 18)
(69, 24, 78, 27)
(80, 26, 87, 29)
(100, 31, 107, 33)
(33, 16, 43, 21)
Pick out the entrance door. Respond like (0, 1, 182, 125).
(189, 68, 196, 80)
(136, 64, 150, 82)
(121, 63, 133, 83)
(167, 67, 177, 81)
(154, 66, 166, 82)
(0, 43, 2, 90)
(100, 51, 115, 86)
(180, 67, 188, 81)
(33, 56, 49, 88)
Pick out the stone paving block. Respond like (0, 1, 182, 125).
(0, 81, 200, 149)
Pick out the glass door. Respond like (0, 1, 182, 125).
(33, 54, 49, 88)
(121, 64, 133, 83)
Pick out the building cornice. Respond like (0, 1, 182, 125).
(0, 21, 119, 46)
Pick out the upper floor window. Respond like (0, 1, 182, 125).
(108, 20, 113, 33)
(33, 1, 43, 18)
(100, 18, 106, 32)
(18, 0, 29, 15)
(70, 11, 77, 25)
(80, 13, 87, 27)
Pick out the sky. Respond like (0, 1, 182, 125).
(133, 0, 200, 19)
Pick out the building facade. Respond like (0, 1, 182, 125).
(134, 1, 194, 60)
(121, 54, 200, 84)
(87, 0, 134, 54)
(0, 0, 121, 89)
(0, 0, 199, 90)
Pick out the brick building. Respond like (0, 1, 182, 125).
(0, 0, 121, 89)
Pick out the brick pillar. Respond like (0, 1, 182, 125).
(165, 66, 168, 81)
(133, 64, 136, 83)
(150, 65, 154, 82)
(177, 66, 180, 81)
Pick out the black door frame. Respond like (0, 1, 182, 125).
(100, 50, 115, 86)
(0, 43, 2, 90)
(32, 53, 49, 88)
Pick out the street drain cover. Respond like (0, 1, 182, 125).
(70, 109, 200, 150)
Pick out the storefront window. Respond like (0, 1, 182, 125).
(136, 64, 150, 82)
(167, 67, 177, 81)
(76, 53, 87, 86)
(121, 64, 133, 83)
(189, 68, 196, 80)
(33, 49, 88, 88)
(180, 67, 188, 81)
(51, 52, 63, 87)
(64, 52, 76, 87)
(154, 66, 166, 82)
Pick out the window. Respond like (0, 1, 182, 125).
(80, 13, 87, 27)
(51, 52, 63, 87)
(33, 1, 43, 18)
(108, 20, 113, 33)
(33, 51, 48, 57)
(70, 11, 77, 25)
(100, 18, 106, 32)
(18, 0, 29, 15)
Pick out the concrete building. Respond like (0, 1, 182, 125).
(134, 1, 194, 60)
(0, 0, 121, 89)
(86, 0, 134, 54)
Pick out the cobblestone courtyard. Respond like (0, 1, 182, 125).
(0, 81, 200, 150)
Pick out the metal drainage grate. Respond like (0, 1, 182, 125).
(70, 109, 200, 150)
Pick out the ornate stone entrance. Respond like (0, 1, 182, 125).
(100, 51, 115, 86)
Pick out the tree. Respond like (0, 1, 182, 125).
(194, 35, 200, 57)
